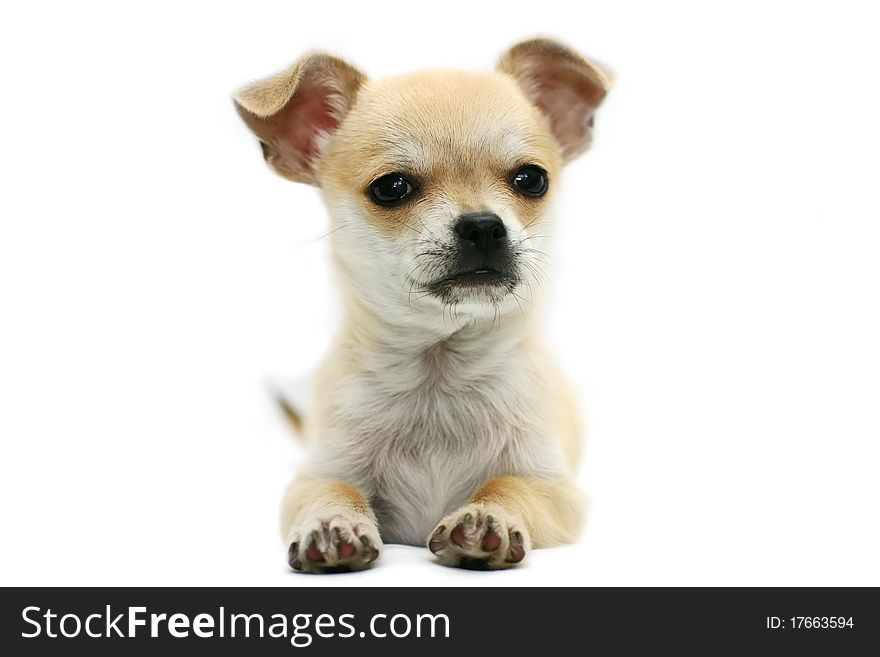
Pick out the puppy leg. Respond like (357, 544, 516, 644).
(427, 476, 583, 569)
(282, 478, 382, 573)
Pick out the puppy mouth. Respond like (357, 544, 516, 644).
(445, 267, 507, 284)
(426, 266, 519, 301)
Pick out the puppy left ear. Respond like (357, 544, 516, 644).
(233, 53, 366, 185)
(498, 38, 611, 161)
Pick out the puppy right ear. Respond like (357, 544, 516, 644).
(499, 39, 611, 161)
(233, 54, 366, 185)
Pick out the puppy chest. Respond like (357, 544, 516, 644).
(368, 448, 490, 545)
(330, 383, 530, 544)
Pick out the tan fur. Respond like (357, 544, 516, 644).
(319, 70, 562, 236)
(234, 38, 609, 572)
(281, 479, 372, 525)
(281, 479, 381, 573)
(470, 475, 584, 547)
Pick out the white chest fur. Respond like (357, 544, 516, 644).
(304, 324, 567, 545)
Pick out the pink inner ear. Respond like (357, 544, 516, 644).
(270, 79, 341, 175)
(527, 61, 605, 159)
(535, 83, 587, 156)
(290, 82, 340, 160)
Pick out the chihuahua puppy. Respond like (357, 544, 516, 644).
(234, 39, 609, 572)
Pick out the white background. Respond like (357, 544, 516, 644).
(1, 1, 878, 587)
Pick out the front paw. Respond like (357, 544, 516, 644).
(427, 503, 530, 569)
(287, 513, 381, 574)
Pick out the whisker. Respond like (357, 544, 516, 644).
(521, 216, 556, 232)
(297, 223, 346, 246)
(511, 291, 526, 318)
(511, 290, 535, 307)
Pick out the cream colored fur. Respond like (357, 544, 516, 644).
(234, 38, 609, 571)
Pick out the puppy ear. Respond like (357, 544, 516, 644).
(498, 38, 611, 161)
(233, 54, 366, 185)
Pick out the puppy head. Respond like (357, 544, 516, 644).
(234, 39, 609, 324)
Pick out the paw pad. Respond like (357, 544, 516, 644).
(287, 515, 381, 574)
(427, 504, 530, 569)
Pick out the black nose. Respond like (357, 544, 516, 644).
(454, 213, 508, 252)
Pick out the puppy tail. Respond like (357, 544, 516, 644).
(267, 376, 312, 443)
(273, 389, 305, 436)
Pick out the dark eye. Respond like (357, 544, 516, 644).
(369, 173, 414, 205)
(511, 165, 548, 198)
